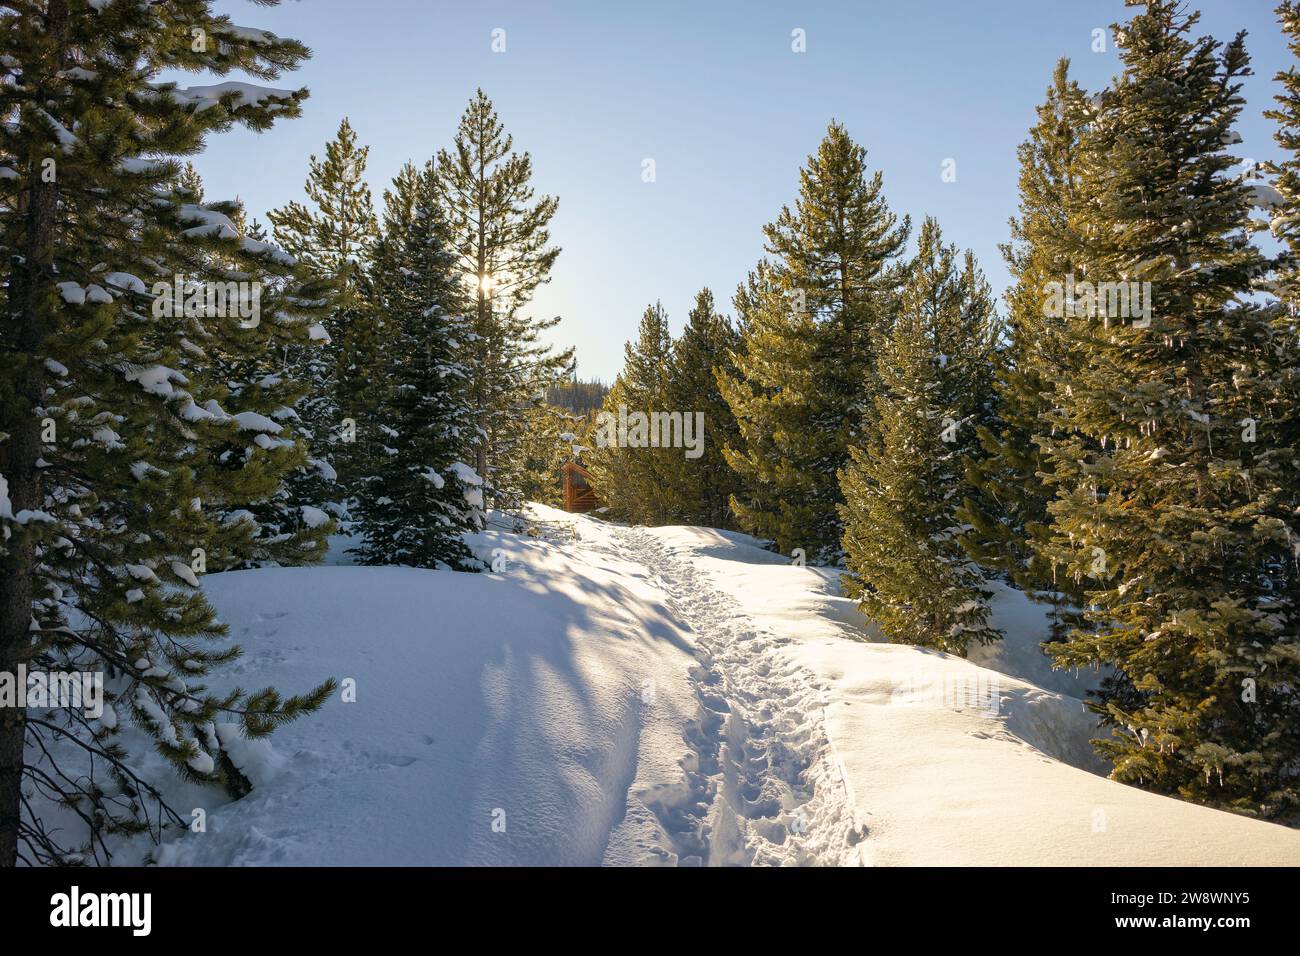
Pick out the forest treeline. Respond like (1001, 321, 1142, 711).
(4, 0, 1300, 870)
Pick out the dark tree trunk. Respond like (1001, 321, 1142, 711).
(0, 0, 66, 866)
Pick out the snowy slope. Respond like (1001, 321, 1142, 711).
(115, 507, 1300, 865)
(635, 522, 1300, 866)
(152, 517, 701, 866)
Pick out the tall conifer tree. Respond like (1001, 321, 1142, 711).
(268, 117, 379, 504)
(720, 122, 908, 560)
(670, 288, 741, 528)
(350, 162, 482, 569)
(958, 59, 1088, 637)
(434, 90, 572, 515)
(172, 167, 337, 568)
(839, 219, 999, 654)
(586, 303, 676, 525)
(1039, 1, 1300, 816)
(0, 0, 334, 865)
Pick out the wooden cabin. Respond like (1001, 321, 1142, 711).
(562, 461, 598, 513)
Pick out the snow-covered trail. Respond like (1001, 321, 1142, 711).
(635, 520, 1300, 866)
(81, 504, 1300, 867)
(608, 526, 863, 866)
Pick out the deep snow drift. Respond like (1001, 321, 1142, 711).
(48, 506, 1300, 865)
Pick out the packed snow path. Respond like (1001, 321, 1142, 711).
(611, 527, 864, 866)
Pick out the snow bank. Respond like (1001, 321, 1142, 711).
(153, 516, 700, 866)
(71, 507, 1300, 866)
(640, 523, 1300, 866)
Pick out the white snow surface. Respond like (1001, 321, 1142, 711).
(131, 507, 1298, 866)
(300, 505, 331, 529)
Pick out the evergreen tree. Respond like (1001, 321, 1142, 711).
(583, 375, 637, 518)
(547, 377, 609, 416)
(720, 122, 909, 560)
(717, 265, 789, 545)
(586, 303, 677, 524)
(268, 117, 379, 505)
(349, 162, 482, 569)
(839, 218, 999, 655)
(172, 168, 337, 569)
(178, 161, 205, 204)
(516, 400, 584, 510)
(958, 59, 1089, 638)
(0, 0, 334, 866)
(669, 288, 741, 528)
(245, 216, 269, 244)
(267, 116, 376, 293)
(434, 90, 573, 515)
(1039, 1, 1300, 816)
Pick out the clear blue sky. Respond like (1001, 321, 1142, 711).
(193, 0, 1292, 381)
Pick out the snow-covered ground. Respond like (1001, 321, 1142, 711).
(635, 524, 1300, 865)
(75, 507, 1300, 865)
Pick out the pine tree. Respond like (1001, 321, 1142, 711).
(547, 377, 608, 416)
(516, 399, 583, 510)
(178, 161, 205, 204)
(0, 0, 334, 866)
(267, 117, 376, 292)
(720, 122, 909, 560)
(349, 162, 482, 569)
(583, 375, 636, 517)
(716, 265, 789, 544)
(1039, 1, 1300, 816)
(268, 117, 379, 505)
(434, 90, 573, 516)
(586, 303, 677, 524)
(166, 166, 336, 569)
(839, 218, 999, 655)
(1263, 1, 1300, 582)
(669, 288, 741, 528)
(958, 58, 1089, 638)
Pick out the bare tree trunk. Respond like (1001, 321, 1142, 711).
(0, 0, 66, 866)
(473, 288, 489, 488)
(474, 147, 490, 494)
